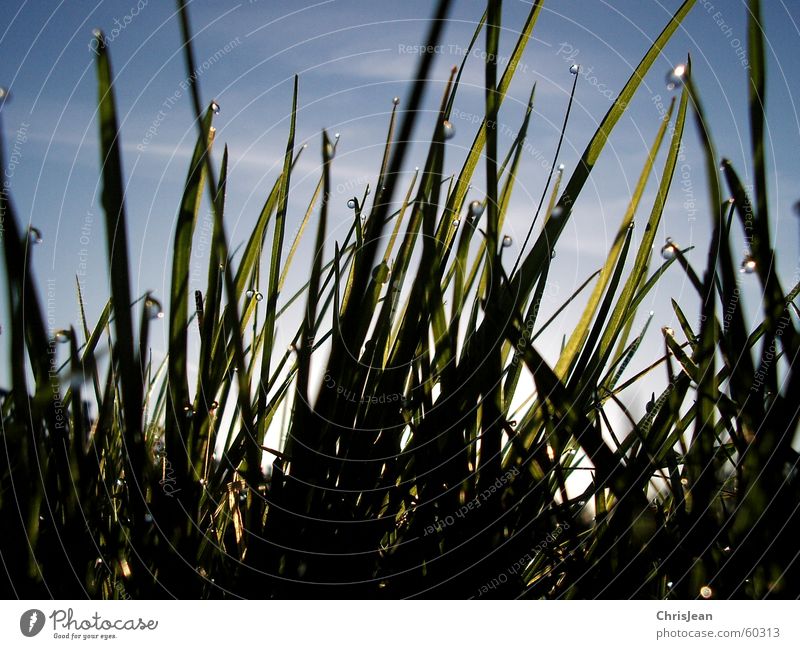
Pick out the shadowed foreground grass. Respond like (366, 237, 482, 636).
(1, 0, 798, 599)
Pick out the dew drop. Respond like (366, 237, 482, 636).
(468, 200, 485, 218)
(740, 255, 757, 274)
(727, 197, 735, 205)
(392, 96, 400, 106)
(442, 120, 455, 140)
(666, 581, 674, 589)
(372, 262, 390, 283)
(569, 64, 580, 75)
(550, 248, 556, 259)
(287, 343, 297, 354)
(550, 205, 565, 219)
(53, 329, 70, 343)
(209, 400, 219, 411)
(245, 289, 255, 299)
(184, 404, 194, 418)
(210, 100, 220, 115)
(663, 326, 675, 338)
(557, 163, 565, 171)
(347, 198, 357, 209)
(452, 218, 460, 227)
(255, 291, 264, 301)
(699, 585, 713, 599)
(144, 513, 153, 523)
(666, 63, 687, 90)
(144, 296, 164, 320)
(666, 63, 686, 90)
(28, 226, 43, 245)
(0, 87, 8, 101)
(660, 238, 678, 260)
(502, 235, 513, 248)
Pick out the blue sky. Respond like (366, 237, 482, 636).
(1, 0, 799, 422)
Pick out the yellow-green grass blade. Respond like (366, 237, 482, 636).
(256, 74, 299, 447)
(166, 107, 214, 479)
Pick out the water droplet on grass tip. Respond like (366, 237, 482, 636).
(569, 64, 580, 75)
(210, 100, 220, 115)
(442, 120, 455, 140)
(663, 326, 675, 338)
(661, 238, 678, 260)
(452, 218, 460, 227)
(392, 96, 400, 106)
(144, 296, 164, 320)
(468, 200, 484, 218)
(557, 163, 565, 171)
(347, 198, 357, 209)
(700, 585, 713, 599)
(666, 63, 687, 90)
(740, 255, 756, 274)
(0, 87, 8, 101)
(28, 226, 43, 245)
(502, 235, 513, 248)
(53, 330, 70, 343)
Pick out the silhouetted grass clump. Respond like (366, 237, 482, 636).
(1, 0, 798, 599)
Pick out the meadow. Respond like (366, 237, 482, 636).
(1, 0, 798, 599)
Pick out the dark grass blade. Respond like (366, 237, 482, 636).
(93, 33, 146, 546)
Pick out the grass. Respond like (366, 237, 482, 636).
(1, 0, 798, 599)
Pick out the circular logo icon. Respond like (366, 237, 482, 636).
(20, 609, 46, 637)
